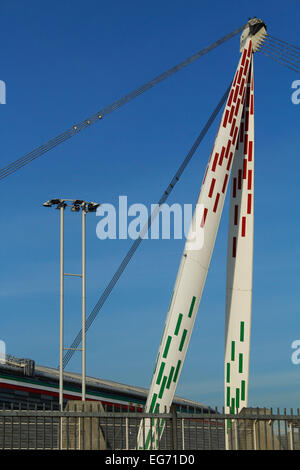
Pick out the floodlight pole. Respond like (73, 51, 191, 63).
(59, 205, 65, 411)
(82, 208, 86, 401)
(43, 198, 99, 409)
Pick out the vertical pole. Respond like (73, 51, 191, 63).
(59, 205, 64, 411)
(82, 209, 86, 401)
(234, 420, 239, 450)
(171, 406, 177, 450)
(253, 420, 257, 450)
(289, 423, 294, 450)
(125, 417, 129, 450)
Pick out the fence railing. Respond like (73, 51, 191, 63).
(0, 405, 299, 450)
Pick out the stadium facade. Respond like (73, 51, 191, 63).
(0, 355, 210, 413)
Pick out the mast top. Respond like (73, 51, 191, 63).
(240, 17, 267, 52)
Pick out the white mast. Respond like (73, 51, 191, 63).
(137, 18, 266, 450)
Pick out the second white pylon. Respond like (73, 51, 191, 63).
(137, 18, 267, 450)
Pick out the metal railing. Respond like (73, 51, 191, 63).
(0, 404, 299, 450)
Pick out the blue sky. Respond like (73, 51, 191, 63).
(0, 0, 299, 410)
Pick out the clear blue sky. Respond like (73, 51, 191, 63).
(0, 0, 299, 410)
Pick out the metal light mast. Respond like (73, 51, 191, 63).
(43, 198, 99, 410)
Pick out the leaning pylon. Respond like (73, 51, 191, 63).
(137, 18, 267, 450)
(224, 41, 255, 450)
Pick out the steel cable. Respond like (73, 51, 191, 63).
(62, 83, 231, 369)
(256, 33, 300, 74)
(259, 45, 300, 73)
(258, 49, 300, 75)
(266, 34, 300, 52)
(0, 25, 244, 181)
(263, 38, 300, 62)
(258, 35, 300, 74)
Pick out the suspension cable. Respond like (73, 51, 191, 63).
(258, 49, 300, 75)
(258, 34, 300, 74)
(259, 44, 300, 72)
(267, 34, 300, 52)
(0, 25, 244, 182)
(263, 38, 300, 62)
(62, 83, 231, 369)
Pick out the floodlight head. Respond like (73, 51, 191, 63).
(50, 199, 62, 205)
(43, 198, 62, 207)
(87, 202, 100, 212)
(56, 201, 67, 210)
(71, 205, 80, 212)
